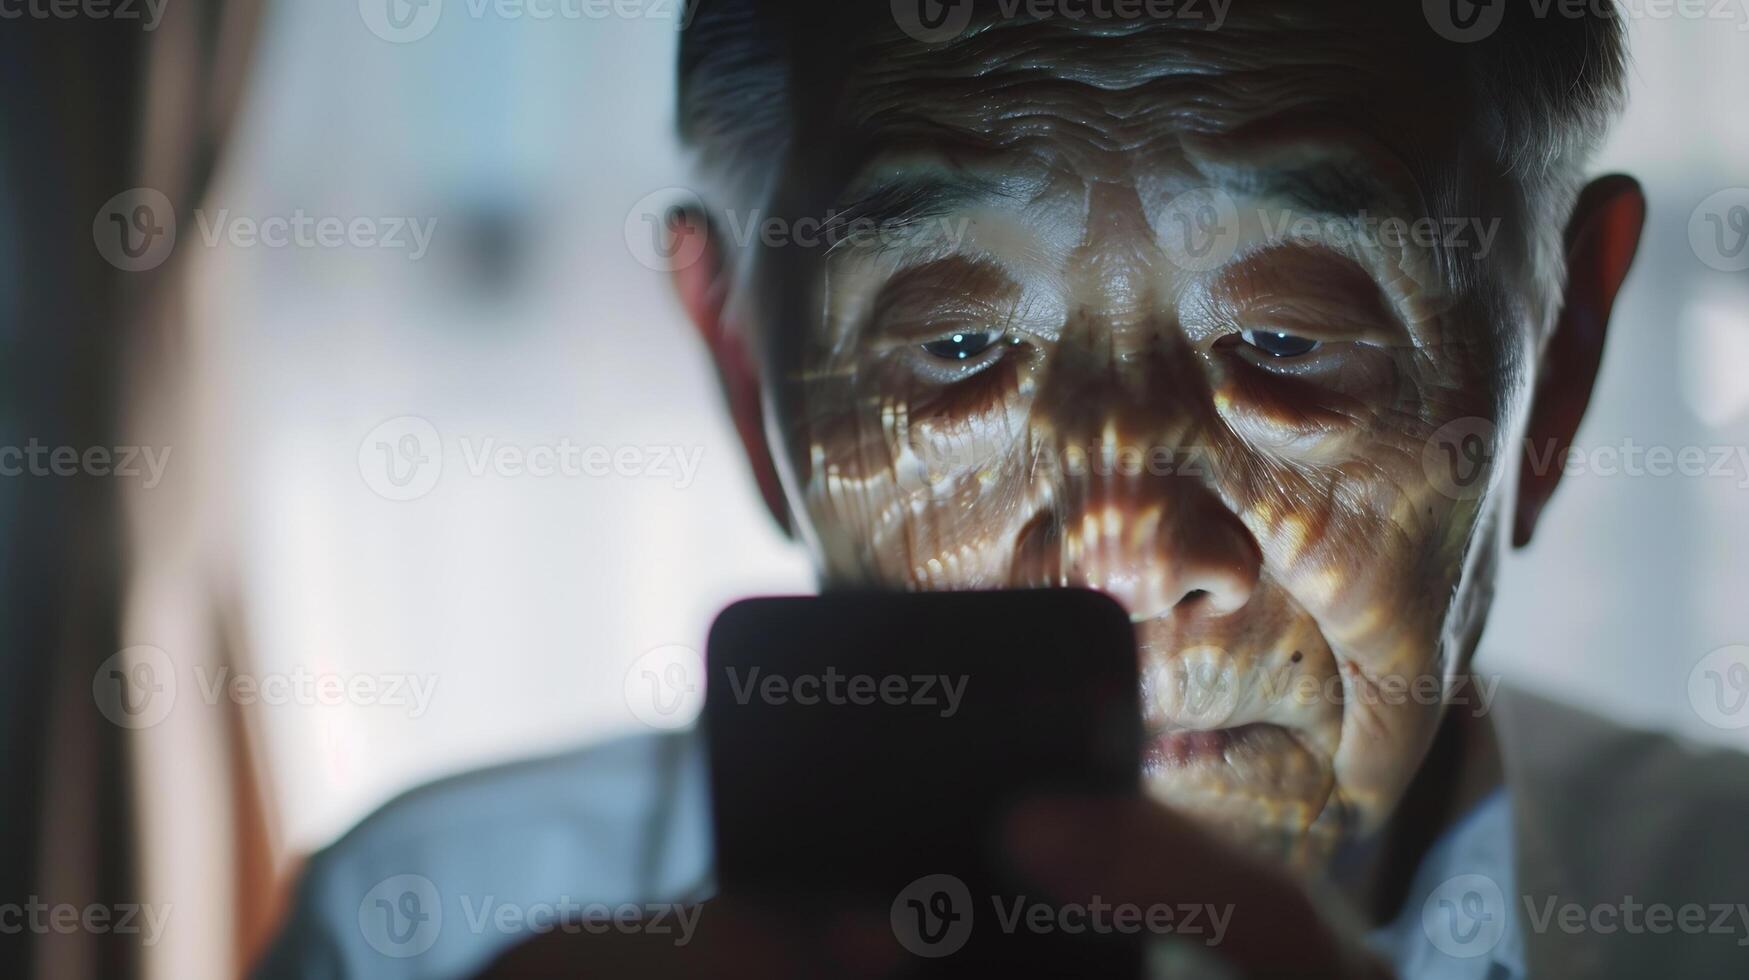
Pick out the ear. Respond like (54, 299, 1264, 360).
(1513, 175, 1646, 547)
(669, 205, 792, 535)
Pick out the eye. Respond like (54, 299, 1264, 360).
(920, 331, 1001, 361)
(1238, 329, 1321, 358)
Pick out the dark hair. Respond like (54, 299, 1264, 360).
(680, 1, 1625, 198)
(677, 1, 1628, 326)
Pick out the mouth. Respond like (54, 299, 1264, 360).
(1143, 721, 1287, 773)
(1139, 715, 1337, 862)
(1130, 617, 1344, 860)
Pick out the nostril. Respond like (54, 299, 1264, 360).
(1176, 562, 1256, 615)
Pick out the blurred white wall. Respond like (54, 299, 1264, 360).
(191, 3, 812, 858)
(1483, 16, 1749, 746)
(181, 6, 1749, 862)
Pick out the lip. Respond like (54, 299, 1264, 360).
(1144, 722, 1276, 773)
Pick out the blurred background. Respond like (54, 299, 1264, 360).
(3, 4, 1747, 979)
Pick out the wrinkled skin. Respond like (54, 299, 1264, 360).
(681, 6, 1637, 871)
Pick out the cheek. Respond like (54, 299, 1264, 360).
(1263, 438, 1498, 837)
(1222, 369, 1505, 836)
(792, 354, 1045, 587)
(785, 307, 1509, 847)
(1216, 322, 1499, 669)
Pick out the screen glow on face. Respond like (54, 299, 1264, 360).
(765, 22, 1513, 864)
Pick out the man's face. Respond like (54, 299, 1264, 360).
(741, 9, 1542, 865)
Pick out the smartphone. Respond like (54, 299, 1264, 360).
(705, 588, 1142, 976)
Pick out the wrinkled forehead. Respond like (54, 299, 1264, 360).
(800, 6, 1484, 227)
(867, 11, 1434, 128)
(746, 6, 1517, 378)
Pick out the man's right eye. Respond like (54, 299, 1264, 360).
(1238, 329, 1322, 358)
(920, 331, 1000, 361)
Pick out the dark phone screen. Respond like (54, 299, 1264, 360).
(706, 589, 1143, 976)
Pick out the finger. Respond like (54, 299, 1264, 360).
(1002, 796, 1390, 978)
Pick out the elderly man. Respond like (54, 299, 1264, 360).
(257, 2, 1749, 977)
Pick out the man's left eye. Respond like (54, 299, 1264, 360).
(1238, 329, 1321, 358)
(920, 331, 1001, 361)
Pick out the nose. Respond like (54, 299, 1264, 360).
(1010, 463, 1262, 622)
(1003, 317, 1263, 618)
(1112, 491, 1260, 619)
(1008, 178, 1260, 621)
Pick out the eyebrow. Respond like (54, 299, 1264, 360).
(1211, 160, 1408, 220)
(1202, 152, 1451, 292)
(824, 169, 1008, 252)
